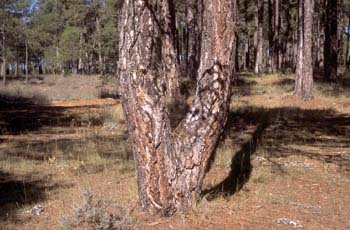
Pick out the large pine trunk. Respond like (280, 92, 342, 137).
(295, 0, 313, 100)
(118, 0, 235, 214)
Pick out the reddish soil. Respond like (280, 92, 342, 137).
(1, 75, 350, 230)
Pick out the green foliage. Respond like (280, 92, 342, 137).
(59, 26, 82, 62)
(1, 0, 122, 75)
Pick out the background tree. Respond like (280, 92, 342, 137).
(324, 0, 338, 81)
(295, 0, 314, 100)
(254, 0, 264, 74)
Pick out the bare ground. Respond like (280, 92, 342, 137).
(0, 73, 350, 230)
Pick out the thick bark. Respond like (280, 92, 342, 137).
(295, 0, 313, 100)
(324, 0, 337, 81)
(254, 0, 264, 74)
(118, 0, 234, 214)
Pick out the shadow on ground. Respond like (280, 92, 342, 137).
(0, 93, 131, 161)
(204, 106, 350, 199)
(0, 170, 71, 224)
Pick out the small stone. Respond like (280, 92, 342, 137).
(274, 218, 304, 229)
(31, 204, 45, 216)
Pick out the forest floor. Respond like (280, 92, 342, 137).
(0, 73, 349, 230)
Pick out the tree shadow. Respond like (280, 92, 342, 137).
(203, 106, 350, 199)
(0, 134, 132, 162)
(274, 73, 350, 97)
(0, 92, 132, 162)
(231, 73, 258, 96)
(0, 170, 71, 224)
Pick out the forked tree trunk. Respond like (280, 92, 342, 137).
(118, 0, 235, 214)
(295, 0, 313, 100)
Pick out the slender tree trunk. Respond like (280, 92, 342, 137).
(274, 0, 280, 71)
(242, 0, 249, 71)
(187, 0, 202, 79)
(25, 40, 29, 83)
(96, 16, 104, 74)
(1, 23, 6, 85)
(324, 0, 338, 81)
(234, 0, 239, 73)
(255, 0, 264, 74)
(346, 13, 350, 67)
(15, 46, 19, 77)
(161, 0, 179, 99)
(268, 0, 274, 72)
(254, 2, 258, 71)
(337, 0, 344, 68)
(78, 32, 84, 74)
(118, 0, 235, 215)
(56, 45, 61, 75)
(295, 0, 314, 100)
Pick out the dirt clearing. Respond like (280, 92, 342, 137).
(0, 74, 349, 230)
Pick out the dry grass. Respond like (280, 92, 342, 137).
(1, 73, 350, 229)
(0, 74, 119, 102)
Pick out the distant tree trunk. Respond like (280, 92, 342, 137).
(161, 0, 179, 99)
(274, 0, 280, 71)
(187, 0, 202, 79)
(15, 46, 19, 76)
(78, 32, 84, 74)
(1, 23, 6, 85)
(56, 45, 61, 75)
(295, 0, 314, 100)
(242, 0, 249, 71)
(255, 0, 264, 74)
(25, 40, 29, 83)
(324, 0, 338, 81)
(337, 0, 344, 68)
(118, 0, 235, 215)
(268, 0, 274, 72)
(315, 15, 324, 69)
(234, 0, 239, 73)
(346, 13, 350, 67)
(96, 16, 104, 75)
